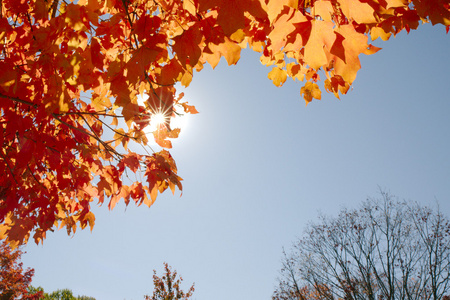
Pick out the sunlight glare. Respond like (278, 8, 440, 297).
(149, 112, 167, 132)
(137, 94, 188, 136)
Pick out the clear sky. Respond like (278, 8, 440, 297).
(22, 23, 450, 300)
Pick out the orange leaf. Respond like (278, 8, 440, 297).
(207, 37, 242, 66)
(303, 21, 335, 70)
(183, 0, 198, 15)
(268, 67, 288, 87)
(267, 0, 299, 23)
(313, 1, 334, 22)
(300, 81, 322, 104)
(338, 0, 378, 24)
(370, 27, 392, 41)
(84, 212, 95, 232)
(181, 102, 199, 114)
(330, 25, 369, 83)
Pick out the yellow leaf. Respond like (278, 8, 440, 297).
(183, 0, 197, 15)
(204, 37, 241, 67)
(268, 67, 287, 87)
(111, 117, 118, 126)
(203, 47, 221, 69)
(181, 70, 193, 87)
(92, 94, 112, 111)
(370, 27, 392, 41)
(113, 128, 126, 147)
(220, 37, 242, 65)
(300, 81, 321, 104)
(230, 29, 246, 43)
(287, 63, 304, 81)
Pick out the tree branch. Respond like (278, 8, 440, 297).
(0, 93, 38, 108)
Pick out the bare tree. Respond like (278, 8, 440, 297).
(274, 191, 450, 300)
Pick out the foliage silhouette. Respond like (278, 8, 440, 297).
(274, 191, 450, 300)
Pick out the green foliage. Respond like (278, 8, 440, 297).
(29, 288, 95, 300)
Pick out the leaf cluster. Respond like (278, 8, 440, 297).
(0, 0, 449, 246)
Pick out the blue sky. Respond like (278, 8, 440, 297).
(22, 23, 450, 300)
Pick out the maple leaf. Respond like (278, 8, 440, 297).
(268, 67, 288, 86)
(303, 20, 335, 70)
(338, 0, 378, 24)
(267, 0, 299, 23)
(301, 81, 322, 104)
(413, 0, 450, 25)
(181, 102, 200, 114)
(173, 23, 203, 67)
(204, 36, 242, 67)
(118, 152, 142, 173)
(329, 25, 371, 83)
(313, 1, 334, 22)
(199, 0, 266, 36)
(268, 7, 307, 52)
(370, 27, 392, 41)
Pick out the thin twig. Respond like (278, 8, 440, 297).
(51, 0, 59, 18)
(0, 93, 38, 108)
(51, 114, 99, 143)
(0, 150, 18, 185)
(121, 0, 140, 49)
(56, 111, 124, 117)
(77, 113, 122, 159)
(27, 165, 46, 190)
(96, 116, 138, 140)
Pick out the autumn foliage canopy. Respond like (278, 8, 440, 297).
(0, 241, 42, 299)
(0, 0, 449, 246)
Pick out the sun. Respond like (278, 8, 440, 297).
(150, 112, 168, 131)
(136, 94, 188, 136)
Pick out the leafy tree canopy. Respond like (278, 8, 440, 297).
(0, 241, 42, 300)
(27, 287, 95, 300)
(145, 263, 194, 300)
(1, 0, 449, 246)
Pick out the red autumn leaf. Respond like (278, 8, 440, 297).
(173, 23, 203, 67)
